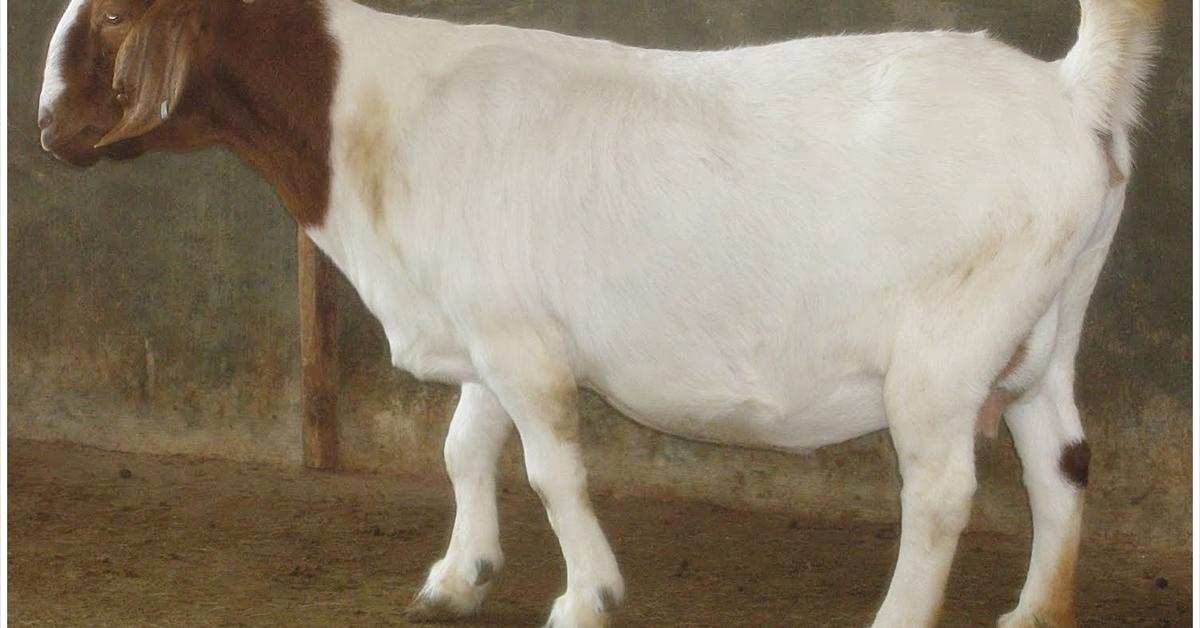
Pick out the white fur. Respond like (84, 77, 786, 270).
(316, 4, 1101, 451)
(306, 1, 1156, 625)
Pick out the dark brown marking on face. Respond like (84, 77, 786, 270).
(1059, 440, 1091, 488)
(43, 0, 340, 227)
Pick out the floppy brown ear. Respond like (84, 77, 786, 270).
(96, 3, 202, 148)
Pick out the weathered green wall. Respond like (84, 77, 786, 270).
(7, 0, 1192, 547)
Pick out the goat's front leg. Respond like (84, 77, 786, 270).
(406, 383, 513, 622)
(475, 330, 623, 628)
(873, 360, 979, 628)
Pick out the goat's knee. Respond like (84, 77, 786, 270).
(903, 463, 977, 537)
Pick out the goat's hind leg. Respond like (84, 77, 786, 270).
(997, 373, 1088, 628)
(998, 176, 1125, 628)
(406, 383, 513, 622)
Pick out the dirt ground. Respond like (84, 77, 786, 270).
(7, 440, 1191, 627)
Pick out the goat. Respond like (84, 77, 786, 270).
(37, 0, 1161, 626)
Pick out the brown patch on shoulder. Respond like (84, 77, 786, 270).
(342, 89, 405, 227)
(1059, 440, 1091, 488)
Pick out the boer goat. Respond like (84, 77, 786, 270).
(38, 0, 1161, 626)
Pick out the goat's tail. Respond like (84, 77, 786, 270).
(1061, 0, 1164, 133)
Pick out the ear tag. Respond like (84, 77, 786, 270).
(160, 99, 169, 120)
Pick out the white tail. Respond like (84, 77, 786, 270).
(1062, 0, 1164, 134)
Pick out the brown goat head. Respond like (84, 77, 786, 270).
(38, 0, 208, 166)
(38, 0, 339, 226)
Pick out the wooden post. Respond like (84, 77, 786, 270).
(298, 230, 339, 470)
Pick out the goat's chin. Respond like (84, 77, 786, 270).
(54, 141, 154, 167)
(50, 147, 102, 168)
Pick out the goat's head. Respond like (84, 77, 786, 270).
(38, 0, 206, 166)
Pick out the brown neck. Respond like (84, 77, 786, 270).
(178, 0, 339, 228)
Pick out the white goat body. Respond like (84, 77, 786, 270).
(305, 6, 1157, 622)
(316, 6, 1100, 450)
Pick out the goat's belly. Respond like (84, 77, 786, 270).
(589, 375, 889, 453)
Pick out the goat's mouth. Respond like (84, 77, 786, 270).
(41, 125, 117, 167)
(46, 144, 102, 168)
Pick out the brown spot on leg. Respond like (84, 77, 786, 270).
(1027, 449, 1088, 625)
(1059, 440, 1091, 488)
(1038, 497, 1083, 627)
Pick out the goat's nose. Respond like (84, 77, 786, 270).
(37, 109, 54, 130)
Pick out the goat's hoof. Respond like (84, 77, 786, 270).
(998, 607, 1076, 628)
(542, 589, 617, 628)
(404, 594, 472, 624)
(405, 557, 497, 623)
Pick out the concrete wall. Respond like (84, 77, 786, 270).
(8, 0, 1192, 547)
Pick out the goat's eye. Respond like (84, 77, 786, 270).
(103, 12, 123, 25)
(115, 91, 128, 105)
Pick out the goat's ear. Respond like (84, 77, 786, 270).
(96, 4, 202, 148)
